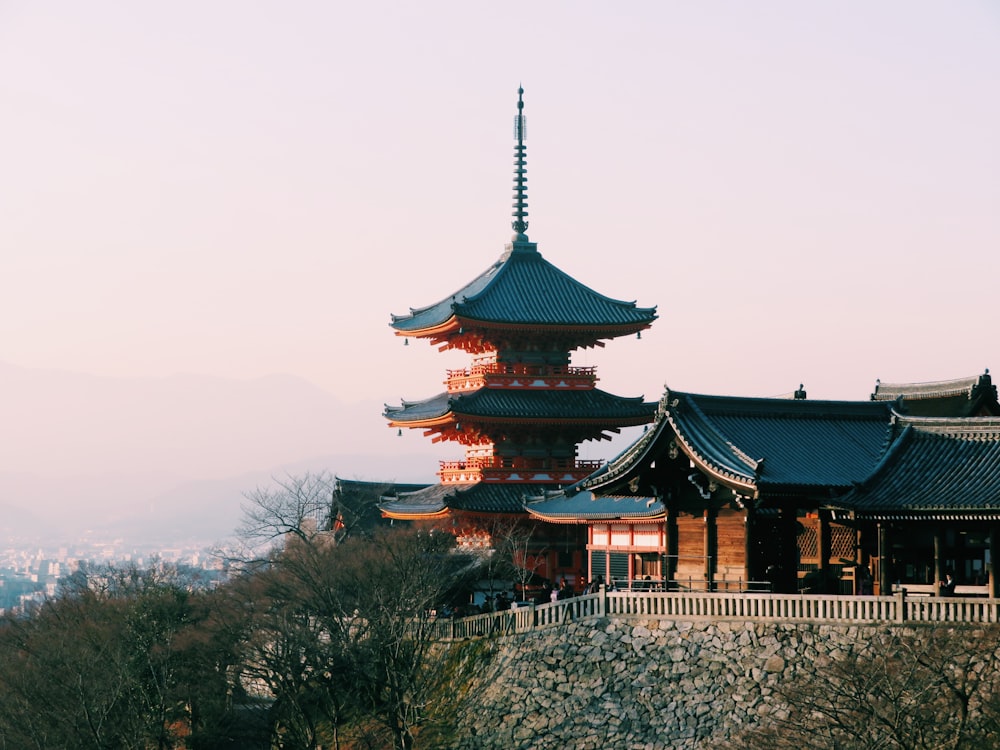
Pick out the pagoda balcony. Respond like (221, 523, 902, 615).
(438, 457, 604, 484)
(446, 363, 598, 393)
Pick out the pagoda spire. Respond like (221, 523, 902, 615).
(511, 86, 529, 240)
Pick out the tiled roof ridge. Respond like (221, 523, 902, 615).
(896, 412, 1000, 437)
(578, 410, 664, 491)
(841, 424, 915, 498)
(685, 392, 892, 420)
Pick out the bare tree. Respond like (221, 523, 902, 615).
(330, 528, 466, 750)
(0, 569, 231, 750)
(232, 472, 337, 565)
(228, 473, 475, 749)
(729, 624, 1000, 750)
(471, 518, 548, 605)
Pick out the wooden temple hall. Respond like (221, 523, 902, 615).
(369, 87, 1000, 598)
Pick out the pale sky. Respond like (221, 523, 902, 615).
(2, 1, 998, 405)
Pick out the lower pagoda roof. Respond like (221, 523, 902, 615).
(385, 388, 656, 426)
(379, 482, 554, 518)
(831, 416, 1000, 521)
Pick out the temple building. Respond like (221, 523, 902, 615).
(527, 370, 1000, 596)
(358, 88, 999, 601)
(376, 88, 657, 587)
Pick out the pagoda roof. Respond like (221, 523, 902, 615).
(385, 388, 656, 427)
(831, 416, 1000, 521)
(379, 482, 553, 518)
(871, 370, 999, 417)
(525, 489, 664, 523)
(389, 240, 656, 341)
(576, 389, 897, 501)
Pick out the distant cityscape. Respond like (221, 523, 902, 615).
(0, 533, 228, 614)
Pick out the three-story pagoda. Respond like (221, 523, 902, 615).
(379, 89, 658, 561)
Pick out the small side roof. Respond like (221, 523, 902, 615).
(525, 489, 664, 523)
(871, 370, 998, 417)
(378, 482, 555, 519)
(832, 416, 1000, 520)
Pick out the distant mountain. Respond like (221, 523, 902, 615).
(0, 362, 441, 543)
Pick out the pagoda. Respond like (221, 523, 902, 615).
(379, 88, 658, 579)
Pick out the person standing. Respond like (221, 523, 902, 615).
(939, 572, 957, 596)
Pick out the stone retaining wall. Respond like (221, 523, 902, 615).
(446, 616, 997, 749)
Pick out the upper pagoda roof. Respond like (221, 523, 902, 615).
(574, 389, 897, 501)
(385, 388, 656, 427)
(389, 239, 657, 344)
(832, 416, 1000, 520)
(871, 370, 998, 417)
(390, 89, 654, 349)
(379, 481, 553, 518)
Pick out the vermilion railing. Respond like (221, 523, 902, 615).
(446, 364, 598, 392)
(438, 458, 603, 483)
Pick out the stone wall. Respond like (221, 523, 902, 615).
(446, 616, 997, 749)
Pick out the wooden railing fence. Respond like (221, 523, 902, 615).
(432, 588, 1000, 641)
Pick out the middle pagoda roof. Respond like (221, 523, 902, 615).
(385, 387, 656, 439)
(389, 239, 658, 350)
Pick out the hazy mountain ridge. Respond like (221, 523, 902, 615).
(0, 362, 440, 542)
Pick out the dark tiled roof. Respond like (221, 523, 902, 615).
(334, 477, 432, 531)
(870, 370, 999, 417)
(379, 482, 551, 516)
(449, 483, 552, 513)
(386, 388, 656, 425)
(378, 483, 454, 516)
(335, 477, 429, 495)
(526, 490, 664, 522)
(390, 241, 656, 334)
(666, 392, 896, 492)
(573, 390, 897, 499)
(834, 417, 1000, 519)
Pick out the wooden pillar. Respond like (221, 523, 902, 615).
(857, 524, 871, 595)
(991, 525, 999, 599)
(744, 505, 757, 586)
(704, 507, 718, 591)
(777, 505, 799, 594)
(818, 510, 832, 593)
(934, 528, 945, 597)
(878, 523, 892, 596)
(665, 506, 678, 588)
